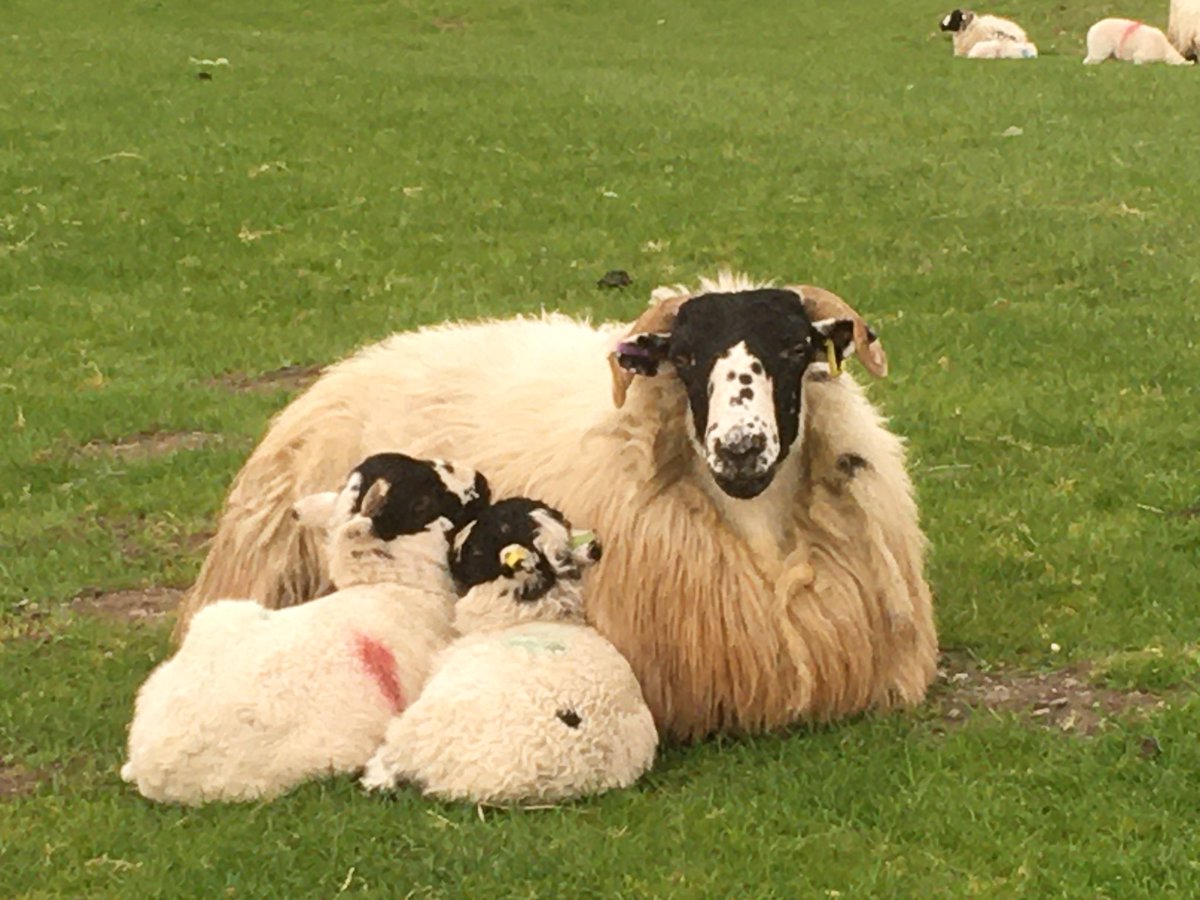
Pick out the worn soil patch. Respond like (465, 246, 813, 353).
(70, 587, 184, 624)
(209, 363, 323, 393)
(931, 650, 1166, 736)
(77, 431, 220, 461)
(0, 759, 48, 800)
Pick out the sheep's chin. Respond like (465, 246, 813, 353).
(711, 467, 776, 500)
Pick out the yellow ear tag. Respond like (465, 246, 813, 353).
(824, 339, 841, 377)
(501, 545, 530, 569)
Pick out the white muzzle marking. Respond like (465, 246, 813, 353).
(702, 342, 781, 479)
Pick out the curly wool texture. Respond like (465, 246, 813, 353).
(123, 492, 459, 804)
(177, 274, 937, 741)
(1169, 0, 1200, 60)
(949, 13, 1029, 56)
(363, 622, 657, 803)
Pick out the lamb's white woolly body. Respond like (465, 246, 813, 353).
(123, 584, 453, 804)
(1084, 18, 1193, 64)
(363, 500, 656, 804)
(967, 38, 1038, 59)
(363, 622, 657, 803)
(180, 274, 938, 741)
(123, 459, 471, 804)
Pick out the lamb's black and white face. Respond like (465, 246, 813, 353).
(940, 8, 968, 31)
(617, 289, 852, 500)
(294, 452, 490, 548)
(450, 498, 602, 604)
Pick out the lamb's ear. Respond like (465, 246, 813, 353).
(790, 284, 889, 378)
(292, 491, 339, 528)
(608, 292, 689, 408)
(359, 479, 390, 519)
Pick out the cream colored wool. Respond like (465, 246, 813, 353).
(362, 512, 656, 804)
(363, 622, 657, 804)
(1169, 0, 1200, 60)
(122, 473, 463, 804)
(967, 38, 1038, 58)
(177, 273, 938, 741)
(945, 12, 1029, 56)
(1084, 18, 1193, 64)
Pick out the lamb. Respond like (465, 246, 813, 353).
(939, 9, 1034, 57)
(121, 453, 488, 804)
(1169, 0, 1200, 61)
(1085, 18, 1193, 64)
(176, 272, 938, 742)
(362, 497, 657, 804)
(966, 38, 1038, 59)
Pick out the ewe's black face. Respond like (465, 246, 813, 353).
(345, 453, 490, 540)
(450, 498, 602, 602)
(622, 290, 832, 499)
(940, 8, 966, 31)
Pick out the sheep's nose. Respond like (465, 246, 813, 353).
(715, 432, 767, 468)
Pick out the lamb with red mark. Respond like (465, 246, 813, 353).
(121, 453, 487, 805)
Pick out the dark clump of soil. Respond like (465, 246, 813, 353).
(77, 431, 219, 461)
(208, 363, 323, 393)
(930, 649, 1165, 736)
(70, 587, 184, 624)
(0, 759, 48, 800)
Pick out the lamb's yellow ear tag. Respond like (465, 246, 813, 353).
(824, 339, 841, 377)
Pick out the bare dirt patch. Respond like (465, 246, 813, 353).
(77, 430, 220, 461)
(0, 759, 48, 800)
(70, 587, 184, 624)
(931, 650, 1166, 736)
(209, 363, 323, 393)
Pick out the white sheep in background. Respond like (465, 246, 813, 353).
(939, 8, 1034, 57)
(1169, 0, 1200, 61)
(121, 453, 488, 804)
(967, 38, 1038, 59)
(362, 497, 657, 804)
(1085, 17, 1193, 64)
(176, 273, 937, 742)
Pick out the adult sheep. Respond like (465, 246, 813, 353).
(177, 273, 938, 741)
(1169, 0, 1200, 60)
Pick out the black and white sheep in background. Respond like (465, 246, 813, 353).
(175, 273, 938, 742)
(122, 453, 487, 804)
(940, 8, 1038, 58)
(362, 497, 658, 804)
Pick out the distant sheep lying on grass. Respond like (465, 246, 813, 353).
(940, 9, 1035, 57)
(1084, 18, 1193, 64)
(1169, 0, 1200, 61)
(362, 498, 657, 804)
(121, 453, 487, 805)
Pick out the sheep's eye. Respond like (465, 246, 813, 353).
(412, 496, 434, 515)
(672, 353, 694, 369)
(781, 343, 810, 360)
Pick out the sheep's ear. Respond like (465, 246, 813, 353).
(608, 292, 690, 408)
(790, 284, 889, 378)
(293, 491, 339, 528)
(359, 479, 390, 519)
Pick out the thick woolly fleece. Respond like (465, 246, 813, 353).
(179, 273, 938, 741)
(121, 460, 469, 804)
(362, 621, 657, 804)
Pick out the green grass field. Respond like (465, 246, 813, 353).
(3, 0, 1199, 895)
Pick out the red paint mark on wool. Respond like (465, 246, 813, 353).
(354, 633, 405, 713)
